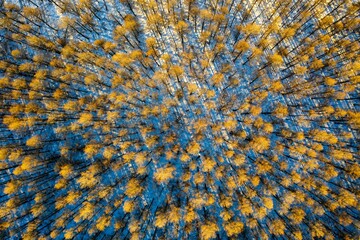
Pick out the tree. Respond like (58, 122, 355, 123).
(249, 136, 270, 153)
(26, 135, 41, 147)
(0, 0, 358, 239)
(224, 221, 244, 237)
(154, 165, 175, 183)
(200, 221, 219, 240)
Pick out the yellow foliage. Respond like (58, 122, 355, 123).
(11, 49, 21, 58)
(324, 165, 338, 180)
(310, 58, 324, 69)
(319, 15, 334, 28)
(337, 190, 357, 207)
(54, 178, 67, 189)
(123, 200, 134, 213)
(254, 207, 267, 220)
(281, 27, 296, 38)
(263, 123, 273, 133)
(184, 208, 197, 223)
(4, 119, 26, 131)
(34, 193, 43, 203)
(348, 164, 360, 179)
(84, 144, 99, 158)
(4, 181, 17, 194)
(64, 229, 74, 239)
(169, 65, 184, 77)
(269, 80, 284, 92)
(155, 213, 167, 228)
(130, 232, 139, 240)
(249, 105, 262, 116)
(273, 104, 288, 118)
(211, 72, 224, 86)
(235, 40, 250, 53)
(4, 3, 19, 11)
(220, 210, 233, 221)
(306, 159, 318, 170)
(29, 78, 44, 91)
(98, 187, 111, 199)
(61, 46, 76, 60)
(206, 90, 216, 98)
(59, 165, 72, 178)
(124, 15, 138, 31)
(224, 221, 244, 237)
(311, 129, 338, 144)
(289, 208, 306, 224)
(103, 41, 116, 52)
(190, 194, 206, 209)
(169, 207, 181, 223)
(294, 231, 303, 240)
(6, 198, 16, 208)
(0, 221, 10, 231)
(193, 118, 208, 132)
(114, 25, 126, 37)
(144, 136, 158, 148)
(199, 9, 212, 19)
(202, 157, 216, 172)
(134, 152, 146, 166)
(200, 222, 219, 240)
(251, 176, 260, 186)
(237, 169, 248, 185)
(26, 135, 41, 147)
(348, 111, 360, 129)
(0, 77, 10, 88)
(113, 52, 134, 67)
(242, 23, 261, 35)
(206, 194, 215, 206)
(233, 154, 245, 166)
(194, 172, 204, 184)
(175, 21, 188, 32)
(187, 141, 201, 155)
(106, 111, 119, 122)
(18, 62, 33, 72)
(111, 76, 124, 88)
(250, 136, 270, 152)
(223, 119, 237, 130)
(123, 152, 135, 163)
(311, 222, 325, 238)
(77, 171, 97, 188)
(263, 197, 273, 210)
(50, 230, 59, 238)
(332, 149, 353, 161)
(53, 89, 65, 100)
(78, 113, 93, 125)
(146, 37, 156, 47)
(103, 147, 116, 160)
(268, 53, 283, 66)
(256, 159, 272, 174)
(31, 204, 45, 217)
(79, 202, 94, 221)
(20, 156, 36, 171)
(130, 50, 142, 60)
(253, 118, 263, 129)
(125, 179, 143, 197)
(220, 196, 233, 208)
(324, 77, 336, 86)
(239, 199, 252, 216)
(96, 216, 111, 231)
(339, 213, 353, 226)
(154, 166, 175, 183)
(270, 219, 285, 236)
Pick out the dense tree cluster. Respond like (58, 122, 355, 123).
(0, 0, 359, 239)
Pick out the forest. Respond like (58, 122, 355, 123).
(0, 0, 359, 239)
